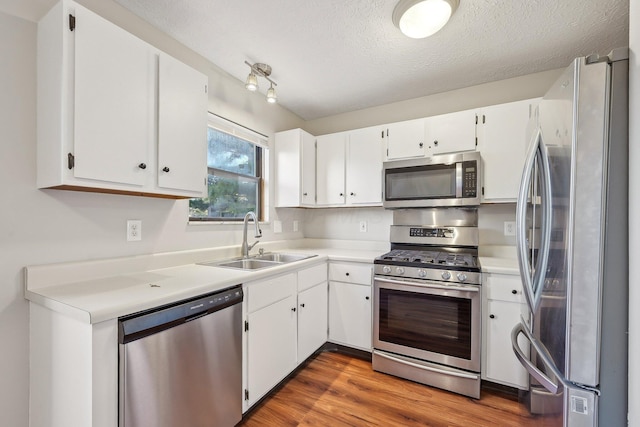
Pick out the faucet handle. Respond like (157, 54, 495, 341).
(258, 248, 264, 255)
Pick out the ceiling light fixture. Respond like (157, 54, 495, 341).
(392, 0, 459, 39)
(244, 61, 278, 104)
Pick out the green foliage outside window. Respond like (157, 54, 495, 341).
(190, 127, 262, 220)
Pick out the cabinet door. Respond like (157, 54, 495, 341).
(246, 295, 297, 407)
(425, 109, 477, 155)
(478, 99, 537, 202)
(73, 3, 154, 186)
(329, 281, 372, 351)
(275, 129, 316, 207)
(300, 130, 317, 206)
(485, 300, 529, 389)
(346, 126, 383, 205)
(298, 282, 328, 362)
(157, 52, 208, 195)
(316, 132, 347, 205)
(385, 118, 426, 160)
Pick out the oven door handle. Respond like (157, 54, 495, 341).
(374, 276, 479, 293)
(375, 351, 479, 380)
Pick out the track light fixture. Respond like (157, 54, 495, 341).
(244, 61, 278, 104)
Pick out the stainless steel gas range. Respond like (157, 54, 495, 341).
(372, 208, 482, 399)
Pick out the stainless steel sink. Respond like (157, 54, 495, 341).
(198, 252, 316, 270)
(253, 253, 315, 263)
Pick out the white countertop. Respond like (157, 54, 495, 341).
(24, 241, 386, 324)
(478, 245, 520, 275)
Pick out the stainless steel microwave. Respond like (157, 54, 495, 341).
(382, 151, 481, 208)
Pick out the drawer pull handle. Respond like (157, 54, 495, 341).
(365, 296, 370, 300)
(512, 290, 518, 294)
(300, 303, 305, 308)
(489, 314, 496, 319)
(345, 272, 350, 276)
(291, 307, 296, 312)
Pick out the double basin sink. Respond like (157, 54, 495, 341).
(199, 252, 316, 271)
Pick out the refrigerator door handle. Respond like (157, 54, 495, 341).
(516, 128, 553, 312)
(534, 136, 553, 310)
(511, 321, 561, 394)
(516, 128, 541, 313)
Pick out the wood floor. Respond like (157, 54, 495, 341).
(239, 351, 561, 427)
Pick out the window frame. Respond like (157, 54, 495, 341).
(189, 114, 268, 223)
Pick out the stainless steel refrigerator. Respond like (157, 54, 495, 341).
(511, 48, 628, 426)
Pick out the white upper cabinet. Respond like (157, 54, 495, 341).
(425, 109, 477, 155)
(37, 0, 208, 198)
(316, 128, 383, 207)
(72, 2, 153, 187)
(477, 98, 539, 202)
(157, 52, 208, 194)
(274, 129, 316, 207)
(316, 132, 347, 205)
(346, 126, 383, 205)
(384, 118, 426, 160)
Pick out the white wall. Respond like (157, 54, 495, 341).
(303, 68, 562, 136)
(628, 0, 639, 425)
(0, 1, 304, 425)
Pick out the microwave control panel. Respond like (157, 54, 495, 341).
(462, 161, 477, 197)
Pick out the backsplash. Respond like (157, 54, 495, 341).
(300, 204, 516, 246)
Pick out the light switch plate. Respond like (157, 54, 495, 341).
(293, 220, 299, 232)
(359, 221, 368, 233)
(504, 221, 516, 236)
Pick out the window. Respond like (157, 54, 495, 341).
(189, 116, 267, 221)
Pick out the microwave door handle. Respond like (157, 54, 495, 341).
(455, 162, 463, 198)
(516, 128, 540, 313)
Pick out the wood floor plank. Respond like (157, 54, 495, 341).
(239, 351, 558, 426)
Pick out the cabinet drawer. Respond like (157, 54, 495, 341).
(298, 263, 328, 292)
(329, 263, 372, 285)
(247, 273, 296, 313)
(485, 273, 524, 303)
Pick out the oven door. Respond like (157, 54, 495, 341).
(373, 276, 481, 373)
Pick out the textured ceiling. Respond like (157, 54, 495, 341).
(110, 1, 628, 119)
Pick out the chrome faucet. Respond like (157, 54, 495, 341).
(241, 211, 262, 258)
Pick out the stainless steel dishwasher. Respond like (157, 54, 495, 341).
(118, 285, 243, 427)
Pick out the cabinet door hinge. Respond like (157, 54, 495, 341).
(244, 389, 249, 401)
(475, 137, 478, 146)
(244, 320, 249, 332)
(475, 114, 478, 125)
(386, 148, 389, 156)
(482, 186, 485, 196)
(204, 84, 208, 94)
(69, 14, 76, 31)
(381, 130, 384, 139)
(67, 153, 75, 169)
(482, 114, 486, 124)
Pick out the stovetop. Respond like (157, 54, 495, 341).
(376, 249, 478, 269)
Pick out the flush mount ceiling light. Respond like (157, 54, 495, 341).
(244, 61, 278, 104)
(392, 0, 459, 39)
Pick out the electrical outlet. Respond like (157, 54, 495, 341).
(127, 220, 142, 241)
(293, 220, 299, 232)
(273, 220, 282, 233)
(359, 221, 368, 233)
(504, 221, 516, 236)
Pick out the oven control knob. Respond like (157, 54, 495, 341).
(382, 266, 391, 274)
(441, 271, 451, 280)
(457, 273, 468, 282)
(418, 269, 427, 278)
(395, 267, 405, 275)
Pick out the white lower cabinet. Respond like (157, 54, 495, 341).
(297, 281, 329, 362)
(245, 273, 298, 409)
(482, 272, 530, 390)
(328, 262, 373, 351)
(244, 264, 328, 411)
